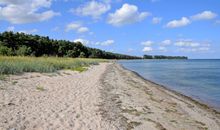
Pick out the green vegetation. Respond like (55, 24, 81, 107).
(71, 66, 88, 73)
(0, 56, 106, 75)
(0, 74, 6, 80)
(0, 31, 141, 59)
(143, 55, 188, 59)
(36, 85, 45, 91)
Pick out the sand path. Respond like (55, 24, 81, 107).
(0, 63, 115, 130)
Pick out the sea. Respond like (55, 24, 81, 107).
(118, 59, 220, 110)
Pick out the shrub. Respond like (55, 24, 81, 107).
(0, 45, 13, 56)
(16, 45, 32, 56)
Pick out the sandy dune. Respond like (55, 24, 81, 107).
(0, 63, 220, 130)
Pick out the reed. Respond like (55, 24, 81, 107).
(0, 56, 107, 75)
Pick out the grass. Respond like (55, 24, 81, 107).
(71, 66, 88, 73)
(36, 85, 45, 91)
(0, 75, 6, 80)
(0, 56, 107, 76)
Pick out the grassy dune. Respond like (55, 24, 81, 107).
(0, 56, 107, 75)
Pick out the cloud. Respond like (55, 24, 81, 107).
(179, 47, 210, 52)
(141, 41, 153, 46)
(19, 29, 38, 34)
(107, 3, 150, 26)
(71, 1, 110, 19)
(191, 11, 217, 21)
(0, 0, 60, 24)
(142, 47, 153, 52)
(77, 27, 89, 33)
(65, 22, 89, 33)
(161, 40, 172, 46)
(175, 39, 211, 52)
(175, 40, 200, 47)
(152, 17, 162, 24)
(73, 39, 114, 46)
(95, 40, 114, 46)
(166, 17, 190, 28)
(74, 38, 89, 45)
(158, 46, 167, 52)
(6, 26, 15, 31)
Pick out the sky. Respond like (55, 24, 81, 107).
(0, 0, 220, 59)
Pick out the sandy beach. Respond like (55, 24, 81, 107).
(0, 63, 220, 130)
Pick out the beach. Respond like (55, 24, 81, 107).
(0, 63, 220, 130)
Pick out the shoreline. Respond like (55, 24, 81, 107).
(118, 63, 220, 113)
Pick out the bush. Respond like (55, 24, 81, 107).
(16, 45, 32, 56)
(0, 45, 13, 56)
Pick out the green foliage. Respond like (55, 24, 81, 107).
(0, 75, 6, 80)
(71, 66, 88, 72)
(36, 85, 45, 91)
(0, 31, 141, 59)
(0, 45, 13, 56)
(143, 55, 153, 59)
(0, 56, 106, 75)
(16, 45, 32, 56)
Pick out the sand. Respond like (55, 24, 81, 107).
(0, 63, 220, 130)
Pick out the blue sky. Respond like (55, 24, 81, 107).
(0, 0, 220, 59)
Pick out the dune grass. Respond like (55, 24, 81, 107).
(0, 56, 107, 75)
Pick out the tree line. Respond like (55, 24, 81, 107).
(0, 31, 142, 59)
(143, 55, 188, 59)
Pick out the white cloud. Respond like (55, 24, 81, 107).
(158, 46, 167, 52)
(152, 17, 162, 24)
(175, 40, 200, 47)
(179, 47, 210, 52)
(166, 17, 190, 28)
(142, 47, 153, 52)
(73, 39, 114, 46)
(0, 0, 60, 24)
(77, 27, 89, 33)
(19, 29, 38, 34)
(175, 39, 211, 52)
(191, 11, 217, 20)
(65, 22, 89, 33)
(107, 3, 150, 26)
(141, 41, 153, 46)
(6, 26, 15, 31)
(71, 1, 110, 19)
(74, 38, 89, 45)
(161, 39, 172, 46)
(95, 40, 114, 46)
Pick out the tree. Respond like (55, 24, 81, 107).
(143, 55, 153, 59)
(79, 52, 86, 58)
(16, 45, 32, 56)
(0, 31, 145, 59)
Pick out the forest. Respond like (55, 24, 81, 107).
(0, 31, 142, 59)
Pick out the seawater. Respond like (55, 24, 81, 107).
(118, 59, 220, 110)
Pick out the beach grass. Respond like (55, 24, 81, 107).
(0, 56, 107, 75)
